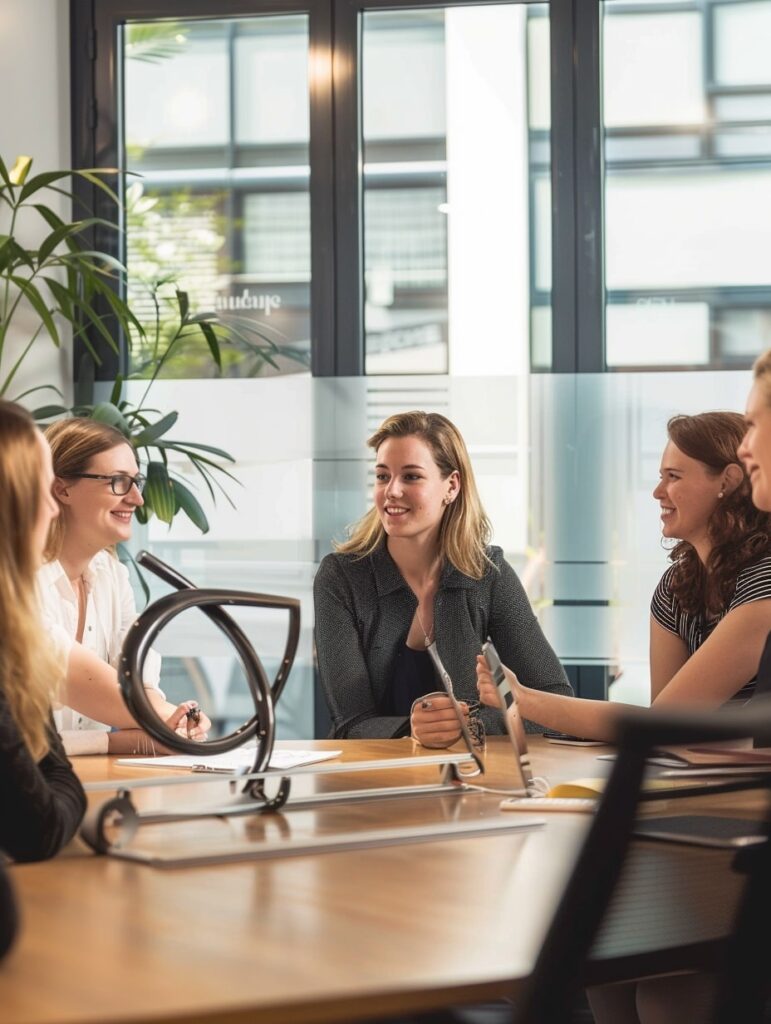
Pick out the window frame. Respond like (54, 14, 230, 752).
(70, 0, 602, 376)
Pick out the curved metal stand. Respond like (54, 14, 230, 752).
(118, 554, 300, 791)
(83, 554, 512, 866)
(135, 551, 300, 706)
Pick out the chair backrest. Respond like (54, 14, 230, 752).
(511, 704, 771, 1024)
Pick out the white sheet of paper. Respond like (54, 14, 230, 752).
(116, 748, 342, 774)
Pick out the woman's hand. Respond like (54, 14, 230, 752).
(476, 654, 522, 707)
(107, 702, 210, 755)
(410, 695, 468, 748)
(165, 701, 210, 741)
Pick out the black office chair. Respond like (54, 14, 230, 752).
(512, 701, 771, 1024)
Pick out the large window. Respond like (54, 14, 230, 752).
(362, 6, 548, 376)
(123, 16, 312, 378)
(72, 1, 770, 729)
(601, 0, 771, 369)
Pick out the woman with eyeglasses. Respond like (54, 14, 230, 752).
(38, 418, 210, 755)
(0, 401, 87, 958)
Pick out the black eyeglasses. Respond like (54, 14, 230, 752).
(70, 472, 147, 496)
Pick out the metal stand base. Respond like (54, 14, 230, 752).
(80, 752, 508, 862)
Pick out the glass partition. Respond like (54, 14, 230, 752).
(129, 368, 755, 736)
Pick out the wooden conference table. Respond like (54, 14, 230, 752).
(0, 737, 762, 1024)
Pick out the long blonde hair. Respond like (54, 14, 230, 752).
(0, 402, 62, 760)
(336, 410, 493, 579)
(44, 417, 133, 562)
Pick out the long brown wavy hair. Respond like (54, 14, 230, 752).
(336, 411, 493, 579)
(666, 412, 771, 615)
(44, 417, 134, 562)
(0, 402, 63, 760)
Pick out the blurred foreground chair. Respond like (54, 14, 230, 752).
(512, 700, 771, 1024)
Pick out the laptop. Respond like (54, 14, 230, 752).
(426, 638, 531, 794)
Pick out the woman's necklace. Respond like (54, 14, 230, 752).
(416, 606, 434, 647)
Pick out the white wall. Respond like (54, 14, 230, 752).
(0, 0, 72, 406)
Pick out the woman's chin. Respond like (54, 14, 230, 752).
(751, 481, 771, 513)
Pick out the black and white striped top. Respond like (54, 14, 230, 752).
(651, 554, 771, 701)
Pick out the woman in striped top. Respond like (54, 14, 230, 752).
(477, 411, 771, 742)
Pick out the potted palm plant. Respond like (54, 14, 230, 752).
(0, 153, 302, 540)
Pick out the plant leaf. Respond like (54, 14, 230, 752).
(2, 238, 35, 271)
(9, 156, 33, 186)
(154, 438, 235, 461)
(109, 374, 124, 405)
(117, 542, 150, 605)
(171, 479, 209, 533)
(31, 404, 70, 420)
(90, 401, 131, 435)
(176, 289, 189, 321)
(197, 320, 223, 370)
(9, 275, 60, 347)
(11, 383, 64, 403)
(18, 170, 76, 204)
(0, 155, 12, 189)
(132, 410, 178, 446)
(144, 460, 176, 524)
(57, 249, 126, 276)
(42, 276, 74, 321)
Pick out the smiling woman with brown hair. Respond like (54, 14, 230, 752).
(478, 411, 771, 740)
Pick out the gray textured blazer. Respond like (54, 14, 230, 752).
(313, 544, 572, 739)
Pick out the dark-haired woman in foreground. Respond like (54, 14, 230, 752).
(0, 402, 87, 957)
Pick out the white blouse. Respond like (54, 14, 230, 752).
(37, 551, 162, 755)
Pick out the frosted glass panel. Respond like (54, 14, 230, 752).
(605, 171, 771, 291)
(603, 10, 705, 128)
(606, 303, 709, 367)
(714, 1, 771, 87)
(125, 34, 229, 148)
(125, 370, 755, 733)
(235, 23, 310, 144)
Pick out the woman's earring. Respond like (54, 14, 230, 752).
(718, 490, 725, 499)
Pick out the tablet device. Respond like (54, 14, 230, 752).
(634, 815, 768, 849)
(425, 642, 484, 776)
(481, 638, 534, 792)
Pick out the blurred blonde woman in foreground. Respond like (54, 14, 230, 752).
(0, 401, 87, 959)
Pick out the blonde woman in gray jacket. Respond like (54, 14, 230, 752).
(314, 410, 572, 745)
